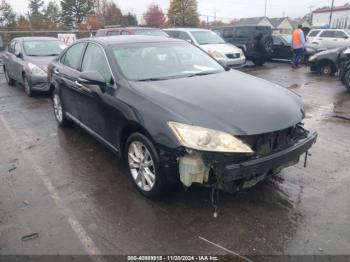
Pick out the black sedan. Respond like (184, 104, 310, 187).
(2, 37, 66, 96)
(48, 36, 317, 198)
(271, 34, 326, 62)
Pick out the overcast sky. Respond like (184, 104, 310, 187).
(10, 0, 350, 22)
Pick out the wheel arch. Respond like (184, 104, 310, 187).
(318, 59, 337, 73)
(119, 122, 157, 160)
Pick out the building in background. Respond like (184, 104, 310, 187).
(233, 17, 273, 27)
(270, 17, 293, 34)
(312, 4, 350, 28)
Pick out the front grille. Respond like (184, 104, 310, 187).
(239, 124, 308, 157)
(226, 53, 240, 59)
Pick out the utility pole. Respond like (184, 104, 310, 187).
(265, 0, 268, 17)
(329, 0, 335, 28)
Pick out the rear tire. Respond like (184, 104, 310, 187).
(4, 66, 15, 86)
(52, 89, 73, 128)
(125, 133, 171, 199)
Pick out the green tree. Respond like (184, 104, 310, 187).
(60, 0, 93, 29)
(28, 0, 44, 16)
(122, 12, 137, 26)
(103, 1, 122, 26)
(167, 0, 199, 27)
(0, 0, 16, 28)
(43, 1, 61, 27)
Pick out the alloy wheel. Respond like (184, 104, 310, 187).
(53, 93, 63, 122)
(128, 141, 156, 192)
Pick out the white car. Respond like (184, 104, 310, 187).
(307, 29, 350, 49)
(164, 28, 246, 68)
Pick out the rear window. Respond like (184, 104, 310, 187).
(133, 29, 168, 37)
(308, 30, 320, 37)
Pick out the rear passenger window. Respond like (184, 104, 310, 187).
(107, 30, 120, 36)
(223, 28, 233, 38)
(320, 31, 335, 38)
(8, 41, 15, 53)
(61, 42, 86, 70)
(308, 30, 320, 37)
(121, 31, 129, 35)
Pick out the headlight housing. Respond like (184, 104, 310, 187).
(308, 55, 317, 62)
(208, 50, 226, 59)
(168, 122, 254, 153)
(28, 62, 46, 77)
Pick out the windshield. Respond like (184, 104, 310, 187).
(134, 29, 168, 37)
(281, 35, 292, 43)
(111, 42, 225, 81)
(23, 40, 66, 56)
(191, 31, 226, 45)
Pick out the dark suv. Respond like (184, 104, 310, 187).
(212, 26, 273, 66)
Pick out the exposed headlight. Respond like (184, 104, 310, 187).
(28, 63, 46, 77)
(168, 122, 254, 153)
(309, 55, 317, 62)
(208, 50, 226, 59)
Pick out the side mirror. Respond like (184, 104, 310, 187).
(187, 39, 194, 44)
(344, 35, 349, 39)
(15, 51, 23, 58)
(79, 71, 107, 92)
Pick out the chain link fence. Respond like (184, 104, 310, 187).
(0, 30, 94, 51)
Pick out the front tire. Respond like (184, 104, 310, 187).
(344, 70, 350, 92)
(23, 75, 33, 97)
(4, 66, 15, 86)
(125, 133, 169, 199)
(52, 89, 73, 127)
(252, 56, 266, 66)
(319, 62, 334, 76)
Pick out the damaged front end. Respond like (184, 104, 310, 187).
(177, 124, 317, 194)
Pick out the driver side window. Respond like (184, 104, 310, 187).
(81, 43, 112, 83)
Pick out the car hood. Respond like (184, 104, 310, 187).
(129, 70, 304, 136)
(199, 43, 241, 54)
(25, 56, 58, 71)
(314, 48, 341, 59)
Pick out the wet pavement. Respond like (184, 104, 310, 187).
(0, 63, 349, 257)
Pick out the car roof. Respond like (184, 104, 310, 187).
(82, 35, 182, 45)
(12, 36, 59, 41)
(212, 25, 270, 29)
(165, 28, 210, 32)
(97, 27, 162, 31)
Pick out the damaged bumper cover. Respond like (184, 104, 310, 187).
(212, 131, 318, 193)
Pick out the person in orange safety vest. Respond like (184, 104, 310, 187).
(291, 24, 306, 68)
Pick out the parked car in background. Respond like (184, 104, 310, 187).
(48, 35, 317, 199)
(308, 47, 347, 75)
(212, 26, 273, 66)
(2, 37, 66, 96)
(307, 29, 350, 49)
(271, 34, 327, 61)
(95, 27, 169, 37)
(164, 28, 246, 68)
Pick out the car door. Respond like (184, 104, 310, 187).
(272, 35, 292, 60)
(56, 42, 87, 121)
(333, 31, 350, 48)
(4, 40, 17, 80)
(318, 30, 336, 49)
(12, 41, 25, 82)
(77, 42, 115, 141)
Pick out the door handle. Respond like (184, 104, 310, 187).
(75, 80, 83, 88)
